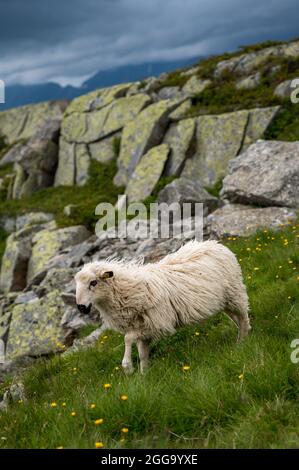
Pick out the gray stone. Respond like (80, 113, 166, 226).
(158, 177, 218, 216)
(182, 77, 211, 95)
(207, 204, 297, 238)
(163, 118, 196, 177)
(88, 133, 121, 163)
(114, 99, 180, 187)
(274, 79, 293, 99)
(27, 225, 90, 283)
(221, 140, 299, 208)
(126, 144, 170, 203)
(54, 138, 76, 186)
(236, 72, 261, 90)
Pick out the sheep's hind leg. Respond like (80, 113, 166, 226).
(137, 339, 150, 374)
(225, 310, 251, 342)
(122, 332, 136, 375)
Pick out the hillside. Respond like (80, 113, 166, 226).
(0, 38, 298, 449)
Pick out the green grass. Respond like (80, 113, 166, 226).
(0, 159, 123, 232)
(187, 53, 299, 116)
(0, 222, 298, 449)
(264, 102, 299, 141)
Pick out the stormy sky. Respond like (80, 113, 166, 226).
(0, 0, 298, 86)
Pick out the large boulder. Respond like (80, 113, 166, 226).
(61, 93, 150, 144)
(54, 138, 76, 186)
(89, 132, 121, 163)
(27, 225, 90, 283)
(182, 107, 279, 186)
(0, 101, 67, 146)
(64, 83, 132, 116)
(5, 290, 67, 360)
(158, 177, 218, 216)
(221, 140, 299, 208)
(274, 80, 293, 99)
(163, 118, 196, 177)
(126, 144, 170, 203)
(182, 110, 248, 186)
(235, 72, 261, 90)
(114, 99, 180, 187)
(207, 204, 297, 238)
(182, 77, 211, 95)
(0, 224, 49, 293)
(7, 119, 61, 199)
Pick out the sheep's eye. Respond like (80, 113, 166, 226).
(89, 280, 97, 288)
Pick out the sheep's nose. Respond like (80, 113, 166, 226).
(77, 303, 92, 315)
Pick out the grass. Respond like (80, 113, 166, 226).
(0, 159, 123, 232)
(0, 222, 298, 449)
(187, 54, 299, 116)
(264, 102, 299, 141)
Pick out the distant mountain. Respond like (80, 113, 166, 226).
(1, 58, 200, 110)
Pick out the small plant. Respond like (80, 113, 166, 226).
(112, 136, 121, 158)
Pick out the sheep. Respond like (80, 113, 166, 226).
(75, 240, 251, 373)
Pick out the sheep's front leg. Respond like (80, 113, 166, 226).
(122, 332, 136, 375)
(137, 339, 150, 374)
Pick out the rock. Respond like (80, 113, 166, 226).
(274, 80, 293, 99)
(15, 212, 54, 231)
(75, 144, 90, 186)
(0, 382, 26, 411)
(63, 204, 79, 217)
(240, 106, 280, 151)
(126, 144, 170, 203)
(61, 94, 150, 144)
(9, 120, 61, 199)
(27, 225, 90, 283)
(5, 290, 67, 360)
(182, 110, 248, 186)
(214, 40, 299, 77)
(115, 194, 127, 212)
(221, 140, 299, 208)
(169, 99, 192, 121)
(207, 204, 297, 238)
(0, 225, 46, 293)
(182, 77, 211, 95)
(181, 66, 201, 77)
(163, 118, 196, 176)
(62, 325, 107, 356)
(114, 99, 180, 187)
(64, 83, 132, 116)
(157, 87, 180, 100)
(0, 216, 16, 234)
(158, 177, 218, 216)
(54, 138, 76, 186)
(181, 107, 280, 186)
(236, 72, 261, 90)
(0, 100, 67, 146)
(88, 132, 121, 163)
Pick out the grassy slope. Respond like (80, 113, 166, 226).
(0, 222, 298, 449)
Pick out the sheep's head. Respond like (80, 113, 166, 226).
(75, 263, 114, 314)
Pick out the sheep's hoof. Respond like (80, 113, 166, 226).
(122, 362, 134, 375)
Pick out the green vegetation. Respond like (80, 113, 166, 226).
(0, 222, 298, 449)
(143, 175, 176, 211)
(0, 227, 8, 264)
(112, 136, 121, 158)
(0, 159, 123, 232)
(205, 178, 224, 198)
(264, 102, 299, 141)
(156, 70, 189, 90)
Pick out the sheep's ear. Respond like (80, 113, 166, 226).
(101, 271, 114, 279)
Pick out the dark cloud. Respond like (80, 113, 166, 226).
(0, 0, 298, 85)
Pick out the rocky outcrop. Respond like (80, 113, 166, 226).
(158, 177, 218, 216)
(27, 225, 90, 284)
(236, 72, 261, 90)
(214, 40, 299, 77)
(182, 107, 279, 186)
(163, 118, 196, 177)
(221, 140, 299, 208)
(274, 80, 293, 99)
(0, 100, 67, 146)
(207, 204, 297, 238)
(182, 77, 211, 95)
(126, 144, 170, 203)
(9, 120, 61, 199)
(114, 99, 180, 187)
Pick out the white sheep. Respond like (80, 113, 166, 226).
(75, 240, 251, 373)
